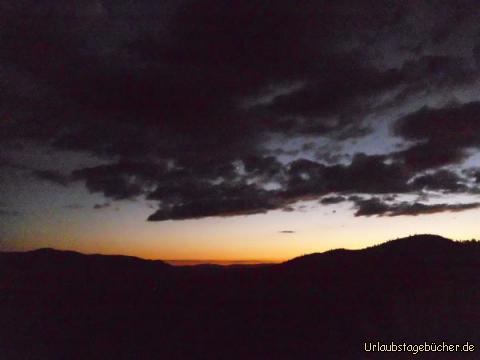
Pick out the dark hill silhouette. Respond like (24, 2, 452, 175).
(1, 235, 479, 359)
(364, 234, 455, 253)
(286, 234, 458, 264)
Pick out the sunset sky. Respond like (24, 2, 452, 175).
(2, 0, 480, 262)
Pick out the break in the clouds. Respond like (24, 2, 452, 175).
(2, 0, 480, 221)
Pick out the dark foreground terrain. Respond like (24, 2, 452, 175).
(1, 235, 479, 359)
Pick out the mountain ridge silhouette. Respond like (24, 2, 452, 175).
(3, 234, 475, 266)
(1, 234, 479, 360)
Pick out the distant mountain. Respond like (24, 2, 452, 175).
(3, 247, 171, 266)
(1, 235, 479, 360)
(1, 247, 172, 274)
(284, 234, 480, 267)
(364, 234, 456, 253)
(0, 247, 172, 296)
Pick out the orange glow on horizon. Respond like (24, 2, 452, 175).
(5, 201, 479, 265)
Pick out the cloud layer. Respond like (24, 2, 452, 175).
(2, 0, 480, 220)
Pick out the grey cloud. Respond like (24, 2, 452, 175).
(353, 197, 480, 217)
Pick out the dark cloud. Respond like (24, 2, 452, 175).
(399, 55, 477, 89)
(67, 158, 284, 219)
(4, 0, 477, 159)
(0, 159, 28, 171)
(261, 54, 478, 138)
(279, 230, 295, 234)
(393, 102, 480, 170)
(464, 169, 480, 183)
(391, 202, 480, 216)
(147, 152, 412, 219)
(353, 198, 392, 217)
(474, 44, 480, 67)
(71, 161, 166, 200)
(409, 170, 468, 193)
(353, 197, 480, 217)
(147, 186, 280, 221)
(315, 151, 350, 165)
(320, 196, 347, 205)
(242, 155, 283, 180)
(2, 0, 480, 222)
(283, 153, 412, 201)
(93, 202, 110, 210)
(0, 209, 20, 217)
(395, 102, 480, 145)
(31, 170, 71, 187)
(261, 57, 401, 135)
(69, 149, 479, 221)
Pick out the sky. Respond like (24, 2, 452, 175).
(2, 0, 480, 262)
